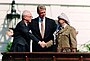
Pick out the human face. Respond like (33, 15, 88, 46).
(23, 15, 32, 23)
(38, 9, 46, 19)
(58, 19, 65, 25)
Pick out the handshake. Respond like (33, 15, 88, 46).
(38, 40, 53, 48)
(38, 41, 47, 48)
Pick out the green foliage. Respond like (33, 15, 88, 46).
(78, 44, 90, 52)
(85, 44, 90, 51)
(6, 42, 12, 52)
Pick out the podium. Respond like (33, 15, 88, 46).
(1, 52, 90, 61)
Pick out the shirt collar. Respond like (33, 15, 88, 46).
(39, 17, 45, 22)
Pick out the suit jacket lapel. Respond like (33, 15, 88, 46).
(36, 17, 42, 38)
(44, 17, 49, 38)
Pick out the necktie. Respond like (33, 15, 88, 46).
(41, 19, 44, 38)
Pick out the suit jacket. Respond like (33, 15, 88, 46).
(57, 25, 77, 52)
(10, 20, 39, 52)
(30, 17, 57, 52)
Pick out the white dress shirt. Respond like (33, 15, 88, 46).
(39, 17, 45, 34)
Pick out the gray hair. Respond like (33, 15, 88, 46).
(22, 10, 32, 16)
(37, 4, 46, 14)
(22, 10, 32, 19)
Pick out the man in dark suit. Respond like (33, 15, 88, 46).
(7, 10, 44, 52)
(30, 5, 57, 52)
